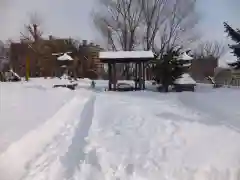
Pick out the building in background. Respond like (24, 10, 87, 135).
(190, 56, 218, 83)
(78, 40, 104, 79)
(9, 38, 104, 79)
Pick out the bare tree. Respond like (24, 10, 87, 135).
(93, 0, 199, 54)
(18, 12, 45, 79)
(139, 0, 168, 51)
(153, 0, 199, 58)
(193, 40, 227, 59)
(93, 0, 143, 51)
(20, 12, 43, 42)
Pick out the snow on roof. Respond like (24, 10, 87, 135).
(174, 73, 196, 85)
(178, 52, 193, 61)
(99, 51, 154, 59)
(57, 53, 73, 61)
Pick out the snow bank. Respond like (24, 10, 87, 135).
(0, 81, 76, 152)
(80, 92, 240, 180)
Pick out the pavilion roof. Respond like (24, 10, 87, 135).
(99, 50, 154, 63)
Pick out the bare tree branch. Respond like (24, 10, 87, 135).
(93, 0, 143, 51)
(193, 40, 227, 59)
(140, 0, 168, 50)
(154, 0, 199, 58)
(20, 12, 43, 42)
(93, 0, 199, 58)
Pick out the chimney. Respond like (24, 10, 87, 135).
(82, 40, 87, 46)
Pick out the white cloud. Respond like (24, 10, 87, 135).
(0, 0, 96, 41)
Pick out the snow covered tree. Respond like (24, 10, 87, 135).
(224, 22, 240, 69)
(153, 47, 190, 92)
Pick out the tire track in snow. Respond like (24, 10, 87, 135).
(61, 95, 97, 180)
(0, 91, 93, 180)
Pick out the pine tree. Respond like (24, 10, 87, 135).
(153, 47, 186, 92)
(223, 22, 240, 69)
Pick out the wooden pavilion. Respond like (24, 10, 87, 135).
(99, 51, 154, 91)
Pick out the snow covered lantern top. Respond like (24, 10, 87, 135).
(56, 53, 74, 68)
(57, 53, 73, 61)
(177, 52, 193, 61)
(177, 51, 193, 68)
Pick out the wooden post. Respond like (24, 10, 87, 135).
(142, 62, 145, 89)
(135, 63, 138, 90)
(137, 62, 140, 89)
(139, 62, 142, 89)
(113, 63, 117, 90)
(108, 63, 112, 90)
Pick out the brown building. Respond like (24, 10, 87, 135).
(190, 56, 218, 83)
(78, 41, 105, 79)
(9, 38, 104, 79)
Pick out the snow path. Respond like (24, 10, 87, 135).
(61, 95, 96, 179)
(0, 90, 94, 180)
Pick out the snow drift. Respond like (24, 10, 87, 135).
(1, 78, 240, 180)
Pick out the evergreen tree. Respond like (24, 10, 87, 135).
(153, 47, 186, 92)
(223, 22, 240, 69)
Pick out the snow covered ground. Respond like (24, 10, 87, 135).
(1, 78, 240, 180)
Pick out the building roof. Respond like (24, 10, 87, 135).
(99, 50, 154, 63)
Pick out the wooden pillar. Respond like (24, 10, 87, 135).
(108, 63, 112, 90)
(142, 62, 146, 89)
(113, 63, 117, 91)
(139, 62, 142, 89)
(139, 62, 142, 90)
(135, 63, 138, 90)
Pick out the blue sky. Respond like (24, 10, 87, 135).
(0, 0, 238, 65)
